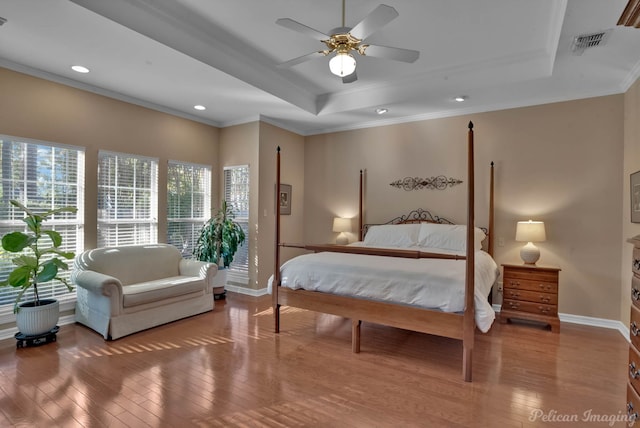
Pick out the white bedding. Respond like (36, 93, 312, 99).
(268, 244, 499, 333)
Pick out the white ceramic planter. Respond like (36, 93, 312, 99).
(16, 299, 59, 336)
(211, 268, 228, 299)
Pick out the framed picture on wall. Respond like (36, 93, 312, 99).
(632, 170, 640, 223)
(279, 183, 292, 215)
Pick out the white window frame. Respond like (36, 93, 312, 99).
(0, 136, 85, 320)
(167, 160, 211, 257)
(97, 151, 158, 247)
(223, 165, 249, 285)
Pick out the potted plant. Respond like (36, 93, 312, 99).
(193, 200, 245, 299)
(0, 200, 77, 336)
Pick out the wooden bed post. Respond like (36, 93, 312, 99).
(488, 161, 495, 258)
(274, 146, 281, 333)
(463, 121, 475, 382)
(359, 169, 364, 242)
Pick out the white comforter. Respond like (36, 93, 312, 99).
(268, 245, 499, 333)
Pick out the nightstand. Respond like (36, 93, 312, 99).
(499, 263, 561, 333)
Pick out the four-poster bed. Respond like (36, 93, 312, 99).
(271, 122, 495, 382)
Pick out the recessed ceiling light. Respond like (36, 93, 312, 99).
(194, 105, 206, 111)
(375, 108, 388, 115)
(71, 65, 90, 73)
(454, 96, 467, 102)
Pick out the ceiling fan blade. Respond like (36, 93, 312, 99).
(277, 51, 325, 68)
(363, 45, 420, 63)
(350, 4, 399, 40)
(276, 18, 329, 41)
(342, 71, 358, 84)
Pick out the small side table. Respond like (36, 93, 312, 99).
(499, 263, 561, 333)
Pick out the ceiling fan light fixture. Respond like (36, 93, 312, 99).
(329, 52, 356, 77)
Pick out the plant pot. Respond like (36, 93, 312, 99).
(16, 299, 59, 336)
(211, 268, 228, 300)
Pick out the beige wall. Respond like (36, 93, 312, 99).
(0, 67, 220, 249)
(219, 122, 259, 289)
(304, 96, 624, 320)
(2, 65, 633, 324)
(257, 122, 305, 290)
(622, 78, 640, 327)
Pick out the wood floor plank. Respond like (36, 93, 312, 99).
(0, 293, 630, 427)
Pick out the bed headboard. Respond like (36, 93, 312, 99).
(361, 208, 455, 237)
(362, 208, 488, 238)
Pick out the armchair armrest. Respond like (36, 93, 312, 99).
(179, 259, 217, 282)
(73, 270, 123, 297)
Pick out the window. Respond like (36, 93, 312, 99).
(223, 165, 249, 284)
(97, 151, 158, 247)
(0, 137, 84, 307)
(167, 161, 211, 257)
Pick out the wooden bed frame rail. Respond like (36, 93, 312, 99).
(273, 122, 494, 382)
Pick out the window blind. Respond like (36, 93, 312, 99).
(0, 138, 85, 307)
(97, 151, 158, 247)
(223, 165, 249, 283)
(167, 161, 211, 258)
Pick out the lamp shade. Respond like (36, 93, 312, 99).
(329, 52, 356, 77)
(515, 220, 546, 242)
(332, 217, 352, 233)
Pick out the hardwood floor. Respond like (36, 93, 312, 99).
(0, 293, 629, 427)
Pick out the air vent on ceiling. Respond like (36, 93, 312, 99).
(0, 17, 7, 26)
(570, 29, 612, 55)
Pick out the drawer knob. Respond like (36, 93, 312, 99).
(510, 281, 520, 287)
(628, 402, 639, 421)
(540, 296, 550, 303)
(631, 361, 640, 379)
(509, 291, 520, 298)
(633, 288, 640, 301)
(632, 321, 640, 337)
(509, 302, 520, 309)
(634, 259, 640, 271)
(538, 306, 549, 314)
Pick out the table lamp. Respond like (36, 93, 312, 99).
(515, 220, 546, 265)
(333, 217, 351, 245)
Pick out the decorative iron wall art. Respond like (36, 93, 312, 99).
(390, 175, 463, 191)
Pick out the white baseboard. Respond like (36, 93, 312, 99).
(493, 304, 629, 342)
(0, 300, 629, 342)
(225, 285, 269, 297)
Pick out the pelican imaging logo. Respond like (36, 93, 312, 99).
(529, 409, 636, 426)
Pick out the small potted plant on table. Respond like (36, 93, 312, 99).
(194, 200, 245, 300)
(1, 200, 77, 345)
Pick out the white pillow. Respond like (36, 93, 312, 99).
(363, 224, 421, 248)
(417, 223, 486, 252)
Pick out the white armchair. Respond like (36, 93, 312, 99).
(72, 244, 217, 340)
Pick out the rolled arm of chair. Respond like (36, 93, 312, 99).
(73, 270, 123, 297)
(179, 259, 217, 282)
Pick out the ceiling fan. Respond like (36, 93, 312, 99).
(276, 0, 420, 84)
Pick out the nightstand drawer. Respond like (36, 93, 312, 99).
(502, 299, 557, 316)
(628, 382, 640, 424)
(633, 276, 640, 310)
(630, 346, 640, 394)
(503, 288, 557, 305)
(632, 305, 640, 351)
(633, 247, 640, 275)
(503, 277, 558, 294)
(503, 267, 558, 283)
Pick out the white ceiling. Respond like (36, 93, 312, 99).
(1, 0, 639, 135)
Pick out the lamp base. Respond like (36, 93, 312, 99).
(520, 242, 540, 265)
(336, 233, 348, 245)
